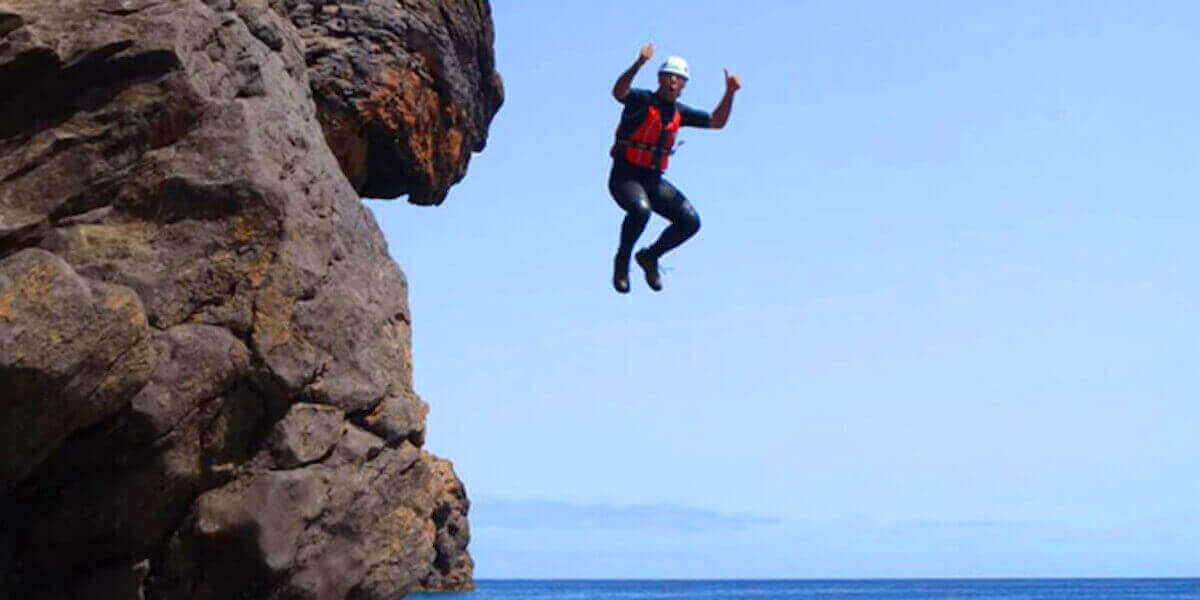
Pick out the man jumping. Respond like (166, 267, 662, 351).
(609, 43, 741, 293)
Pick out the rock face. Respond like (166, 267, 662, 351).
(280, 0, 503, 205)
(0, 0, 499, 597)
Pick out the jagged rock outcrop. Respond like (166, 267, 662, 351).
(279, 0, 503, 205)
(0, 0, 500, 597)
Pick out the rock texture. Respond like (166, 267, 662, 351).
(279, 0, 503, 205)
(0, 0, 499, 597)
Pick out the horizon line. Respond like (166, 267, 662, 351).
(472, 577, 1200, 582)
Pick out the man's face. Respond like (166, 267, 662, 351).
(657, 72, 687, 99)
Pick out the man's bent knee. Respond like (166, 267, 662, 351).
(630, 199, 652, 218)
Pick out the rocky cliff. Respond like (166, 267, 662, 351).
(0, 0, 501, 597)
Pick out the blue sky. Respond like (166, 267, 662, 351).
(366, 1, 1199, 578)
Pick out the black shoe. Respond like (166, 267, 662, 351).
(613, 256, 630, 294)
(634, 249, 662, 291)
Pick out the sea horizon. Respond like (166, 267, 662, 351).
(474, 577, 1199, 580)
(413, 577, 1200, 599)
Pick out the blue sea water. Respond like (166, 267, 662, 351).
(412, 579, 1200, 600)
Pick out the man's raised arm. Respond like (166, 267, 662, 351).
(711, 68, 742, 129)
(613, 43, 654, 101)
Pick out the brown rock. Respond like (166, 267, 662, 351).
(267, 402, 344, 468)
(354, 390, 429, 447)
(121, 324, 252, 444)
(0, 248, 153, 493)
(24, 396, 212, 574)
(277, 0, 505, 204)
(0, 0, 493, 596)
(418, 454, 475, 592)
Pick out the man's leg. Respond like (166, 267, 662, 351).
(635, 179, 700, 291)
(609, 172, 653, 293)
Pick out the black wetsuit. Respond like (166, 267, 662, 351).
(610, 89, 712, 272)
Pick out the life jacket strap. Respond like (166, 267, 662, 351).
(614, 138, 676, 156)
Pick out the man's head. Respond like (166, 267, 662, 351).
(656, 56, 689, 101)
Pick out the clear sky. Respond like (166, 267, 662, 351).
(366, 0, 1199, 578)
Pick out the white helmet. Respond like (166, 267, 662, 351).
(658, 56, 690, 80)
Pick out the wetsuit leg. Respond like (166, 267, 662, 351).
(608, 169, 653, 267)
(642, 178, 701, 259)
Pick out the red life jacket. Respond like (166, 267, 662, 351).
(613, 104, 681, 172)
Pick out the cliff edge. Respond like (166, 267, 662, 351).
(0, 0, 501, 597)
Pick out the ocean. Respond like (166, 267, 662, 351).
(412, 579, 1200, 599)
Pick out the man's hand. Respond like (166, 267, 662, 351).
(639, 43, 654, 63)
(724, 68, 742, 93)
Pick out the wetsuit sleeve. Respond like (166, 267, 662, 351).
(679, 103, 713, 128)
(622, 88, 651, 106)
